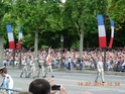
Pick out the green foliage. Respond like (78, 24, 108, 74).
(0, 1, 11, 35)
(63, 0, 100, 33)
(11, 0, 63, 48)
(108, 0, 125, 31)
(0, 0, 125, 48)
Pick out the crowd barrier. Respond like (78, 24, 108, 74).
(0, 87, 21, 94)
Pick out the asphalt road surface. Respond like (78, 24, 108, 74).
(0, 69, 125, 94)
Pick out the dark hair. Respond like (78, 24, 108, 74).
(0, 67, 7, 74)
(18, 92, 32, 94)
(29, 79, 50, 94)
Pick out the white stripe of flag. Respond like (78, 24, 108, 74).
(6, 25, 15, 49)
(108, 19, 114, 48)
(97, 14, 107, 48)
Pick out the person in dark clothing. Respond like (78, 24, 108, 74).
(29, 79, 50, 94)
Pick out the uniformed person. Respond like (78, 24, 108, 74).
(43, 48, 54, 78)
(37, 57, 45, 78)
(0, 66, 14, 94)
(27, 58, 36, 78)
(20, 58, 28, 78)
(95, 57, 105, 83)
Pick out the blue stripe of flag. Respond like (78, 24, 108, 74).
(97, 14, 104, 25)
(18, 25, 22, 33)
(18, 25, 21, 32)
(6, 25, 12, 33)
(110, 19, 114, 27)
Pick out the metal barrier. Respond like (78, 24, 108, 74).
(0, 87, 21, 94)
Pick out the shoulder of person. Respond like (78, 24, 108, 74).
(5, 75, 11, 82)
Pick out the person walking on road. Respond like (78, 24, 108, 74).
(27, 57, 36, 79)
(43, 48, 54, 78)
(37, 57, 45, 78)
(95, 56, 105, 83)
(20, 58, 28, 78)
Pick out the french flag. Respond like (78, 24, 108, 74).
(6, 25, 15, 49)
(46, 54, 51, 65)
(16, 26, 23, 49)
(108, 20, 114, 48)
(97, 15, 107, 48)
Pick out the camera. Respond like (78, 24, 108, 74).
(51, 85, 62, 90)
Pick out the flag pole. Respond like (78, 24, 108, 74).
(103, 0, 108, 71)
(13, 49, 15, 67)
(19, 39, 22, 69)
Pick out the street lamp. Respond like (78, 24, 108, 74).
(60, 35, 64, 69)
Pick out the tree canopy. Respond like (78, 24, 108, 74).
(0, 0, 125, 50)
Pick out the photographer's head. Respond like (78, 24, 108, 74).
(18, 92, 33, 94)
(29, 79, 51, 94)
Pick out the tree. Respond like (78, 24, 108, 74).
(12, 0, 63, 64)
(0, 0, 12, 66)
(63, 0, 101, 58)
(107, 0, 125, 47)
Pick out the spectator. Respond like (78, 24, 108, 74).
(29, 79, 51, 94)
(3, 58, 7, 67)
(108, 60, 114, 71)
(67, 57, 72, 70)
(29, 79, 67, 94)
(0, 66, 14, 94)
(122, 59, 125, 71)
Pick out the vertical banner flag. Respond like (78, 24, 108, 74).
(46, 54, 51, 65)
(46, 47, 51, 65)
(6, 25, 15, 49)
(108, 20, 114, 48)
(97, 15, 107, 48)
(16, 26, 23, 49)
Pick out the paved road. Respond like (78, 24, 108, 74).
(0, 69, 125, 94)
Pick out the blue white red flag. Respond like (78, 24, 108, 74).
(16, 26, 23, 49)
(108, 20, 114, 48)
(97, 15, 107, 48)
(6, 25, 15, 49)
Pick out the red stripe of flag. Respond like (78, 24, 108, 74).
(99, 37, 107, 48)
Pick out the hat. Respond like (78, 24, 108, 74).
(0, 66, 5, 73)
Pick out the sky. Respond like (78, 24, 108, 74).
(61, 0, 66, 3)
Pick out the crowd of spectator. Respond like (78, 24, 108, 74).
(2, 48, 125, 94)
(2, 48, 125, 72)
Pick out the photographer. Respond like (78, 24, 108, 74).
(29, 79, 67, 94)
(0, 66, 14, 94)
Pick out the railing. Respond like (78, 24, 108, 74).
(0, 87, 21, 94)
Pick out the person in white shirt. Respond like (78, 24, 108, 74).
(0, 67, 14, 94)
(95, 57, 105, 83)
